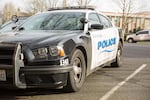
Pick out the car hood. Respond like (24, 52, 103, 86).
(0, 30, 82, 48)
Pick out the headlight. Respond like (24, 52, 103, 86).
(33, 46, 65, 59)
(33, 48, 48, 59)
(49, 46, 65, 57)
(38, 48, 48, 56)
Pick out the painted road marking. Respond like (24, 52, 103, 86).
(99, 64, 147, 100)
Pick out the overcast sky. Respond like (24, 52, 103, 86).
(0, 0, 149, 13)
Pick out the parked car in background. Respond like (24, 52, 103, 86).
(0, 16, 27, 34)
(126, 30, 150, 43)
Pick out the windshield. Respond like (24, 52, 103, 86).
(19, 12, 85, 31)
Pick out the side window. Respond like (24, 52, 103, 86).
(138, 31, 149, 35)
(98, 14, 113, 29)
(88, 13, 100, 24)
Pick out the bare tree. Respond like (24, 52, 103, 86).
(47, 0, 59, 8)
(25, 0, 46, 14)
(76, 0, 92, 7)
(25, 0, 59, 15)
(62, 0, 67, 7)
(2, 2, 16, 23)
(114, 0, 135, 35)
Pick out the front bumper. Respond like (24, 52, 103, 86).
(19, 65, 72, 88)
(0, 65, 73, 89)
(20, 65, 72, 74)
(0, 43, 72, 89)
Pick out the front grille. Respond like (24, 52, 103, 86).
(0, 43, 26, 88)
(0, 43, 17, 68)
(0, 43, 17, 86)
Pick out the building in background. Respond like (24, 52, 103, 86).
(103, 11, 150, 33)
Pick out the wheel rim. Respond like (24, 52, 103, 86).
(128, 39, 133, 43)
(73, 57, 82, 83)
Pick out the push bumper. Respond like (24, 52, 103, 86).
(0, 43, 73, 89)
(0, 65, 73, 89)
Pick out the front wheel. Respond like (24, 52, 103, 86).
(64, 49, 86, 92)
(128, 38, 134, 43)
(111, 43, 123, 67)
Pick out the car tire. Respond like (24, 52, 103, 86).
(111, 43, 123, 67)
(128, 38, 134, 43)
(64, 49, 86, 92)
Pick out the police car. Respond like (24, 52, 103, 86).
(0, 7, 123, 92)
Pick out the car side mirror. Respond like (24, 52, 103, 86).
(80, 18, 88, 24)
(90, 23, 103, 30)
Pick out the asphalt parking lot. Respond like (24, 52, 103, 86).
(0, 43, 150, 100)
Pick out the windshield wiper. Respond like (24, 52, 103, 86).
(18, 27, 25, 31)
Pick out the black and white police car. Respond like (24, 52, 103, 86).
(0, 7, 123, 92)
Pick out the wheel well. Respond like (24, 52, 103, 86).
(76, 46, 87, 69)
(128, 38, 133, 41)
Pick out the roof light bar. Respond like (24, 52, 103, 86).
(48, 6, 96, 11)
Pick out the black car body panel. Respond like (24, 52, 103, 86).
(0, 29, 91, 88)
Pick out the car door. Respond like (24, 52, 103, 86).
(143, 31, 150, 41)
(136, 31, 149, 41)
(148, 31, 150, 41)
(88, 13, 119, 70)
(98, 15, 119, 60)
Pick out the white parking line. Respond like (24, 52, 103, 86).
(99, 64, 147, 100)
